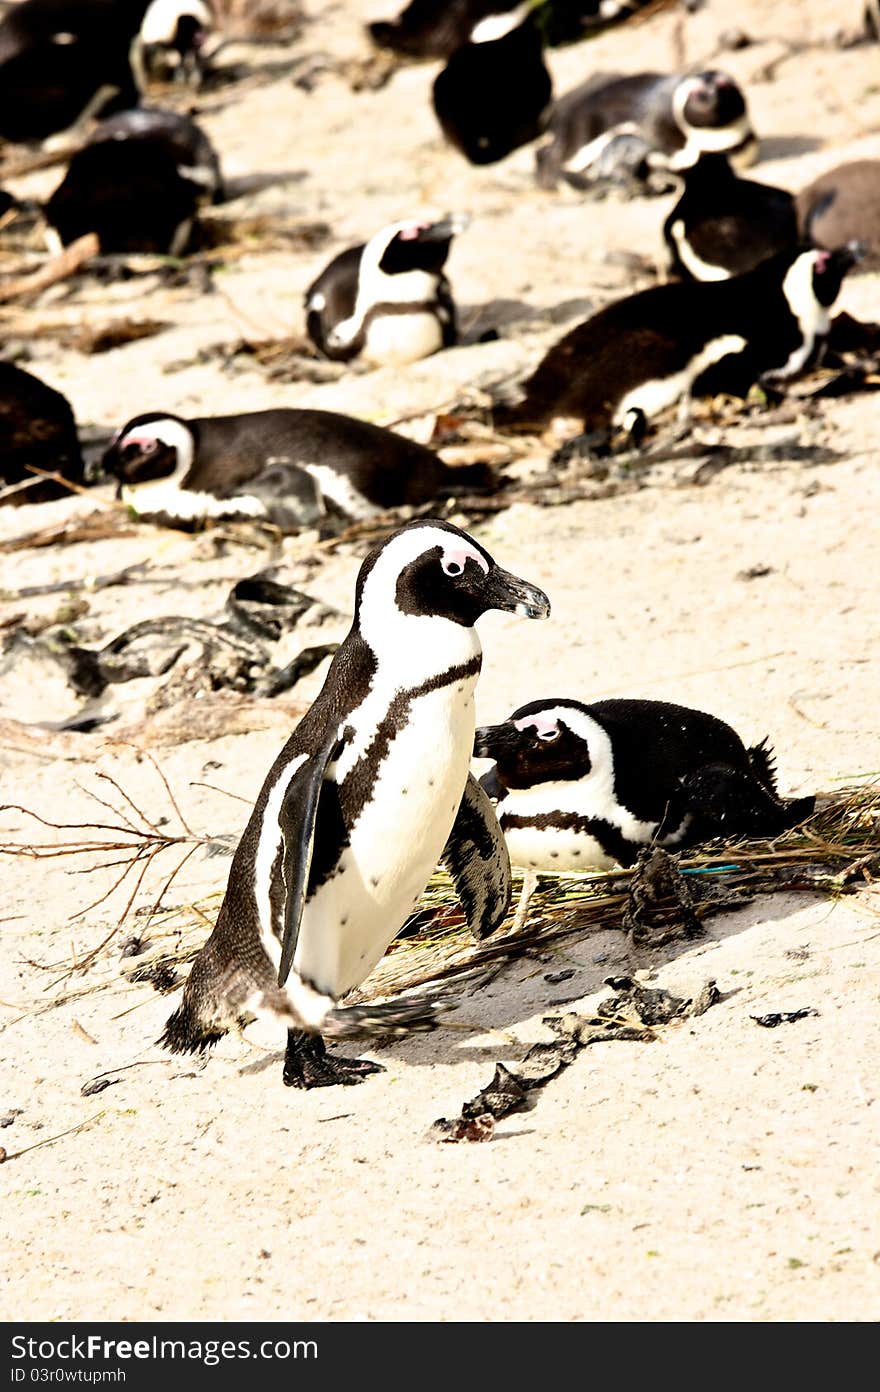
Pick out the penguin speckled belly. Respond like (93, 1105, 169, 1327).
(535, 69, 757, 192)
(432, 6, 552, 166)
(0, 361, 84, 505)
(797, 160, 880, 271)
(476, 698, 815, 927)
(664, 153, 798, 281)
(492, 245, 859, 435)
(103, 407, 494, 530)
(161, 519, 550, 1088)
(304, 216, 465, 366)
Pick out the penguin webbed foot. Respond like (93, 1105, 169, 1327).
(282, 1029, 385, 1089)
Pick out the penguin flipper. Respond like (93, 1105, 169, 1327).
(442, 774, 512, 941)
(277, 725, 347, 987)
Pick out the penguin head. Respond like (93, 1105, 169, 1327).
(809, 243, 863, 305)
(474, 701, 594, 790)
(375, 215, 468, 278)
(133, 0, 214, 85)
(103, 412, 197, 491)
(355, 519, 550, 645)
(674, 71, 748, 133)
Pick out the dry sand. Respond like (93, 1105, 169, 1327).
(1, 0, 879, 1323)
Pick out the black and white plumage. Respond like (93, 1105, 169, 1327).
(797, 160, 880, 271)
(0, 360, 84, 505)
(102, 407, 494, 530)
(130, 0, 215, 89)
(304, 216, 465, 366)
(476, 698, 814, 926)
(368, 1, 650, 58)
(535, 69, 757, 192)
(44, 106, 220, 252)
(664, 153, 798, 281)
(0, 0, 210, 146)
(160, 519, 551, 1088)
(432, 5, 553, 166)
(493, 245, 860, 435)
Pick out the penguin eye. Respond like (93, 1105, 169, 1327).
(536, 728, 559, 742)
(442, 558, 464, 577)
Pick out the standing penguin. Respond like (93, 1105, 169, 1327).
(0, 361, 84, 505)
(797, 160, 880, 271)
(476, 698, 814, 927)
(536, 69, 757, 191)
(493, 245, 860, 435)
(103, 406, 495, 529)
(304, 216, 465, 366)
(44, 106, 220, 252)
(664, 153, 798, 281)
(432, 3, 553, 165)
(160, 519, 551, 1087)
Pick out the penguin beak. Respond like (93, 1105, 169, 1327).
(473, 723, 520, 760)
(416, 213, 471, 242)
(482, 566, 551, 619)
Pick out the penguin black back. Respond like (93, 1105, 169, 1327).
(103, 407, 494, 528)
(664, 153, 798, 281)
(433, 9, 553, 165)
(493, 246, 859, 433)
(476, 697, 815, 870)
(44, 107, 218, 253)
(0, 361, 84, 505)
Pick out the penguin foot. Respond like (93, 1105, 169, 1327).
(282, 1029, 385, 1089)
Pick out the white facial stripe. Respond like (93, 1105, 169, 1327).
(331, 221, 443, 348)
(357, 525, 485, 685)
(514, 713, 559, 738)
(140, 0, 212, 44)
(470, 3, 532, 42)
(613, 333, 748, 423)
(120, 417, 195, 481)
(771, 252, 831, 378)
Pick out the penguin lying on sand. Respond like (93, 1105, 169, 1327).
(536, 69, 757, 191)
(476, 698, 815, 929)
(0, 361, 84, 505)
(797, 160, 880, 272)
(44, 106, 220, 253)
(0, 0, 210, 145)
(368, 0, 505, 59)
(305, 216, 465, 366)
(103, 407, 495, 530)
(432, 4, 553, 165)
(161, 519, 551, 1088)
(664, 153, 798, 281)
(493, 245, 860, 435)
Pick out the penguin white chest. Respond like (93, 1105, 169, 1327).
(501, 817, 618, 873)
(363, 311, 444, 365)
(296, 677, 476, 997)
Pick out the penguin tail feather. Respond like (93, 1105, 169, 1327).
(747, 737, 779, 794)
(158, 1000, 228, 1055)
(782, 794, 816, 829)
(323, 993, 454, 1041)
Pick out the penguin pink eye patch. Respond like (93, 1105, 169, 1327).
(814, 251, 831, 273)
(120, 435, 161, 454)
(398, 221, 431, 241)
(441, 545, 489, 576)
(514, 715, 560, 741)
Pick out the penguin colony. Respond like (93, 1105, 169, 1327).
(1, 1, 875, 1091)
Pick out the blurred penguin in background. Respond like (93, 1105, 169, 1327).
(432, 3, 553, 165)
